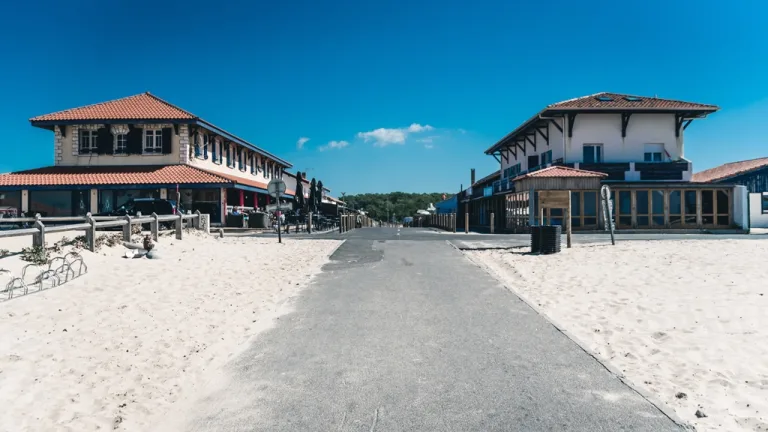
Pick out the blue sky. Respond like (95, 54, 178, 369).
(1, 0, 767, 194)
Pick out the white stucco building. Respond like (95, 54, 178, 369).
(462, 92, 746, 231)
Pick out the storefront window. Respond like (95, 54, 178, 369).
(180, 188, 221, 223)
(29, 190, 89, 217)
(0, 191, 22, 217)
(99, 189, 159, 213)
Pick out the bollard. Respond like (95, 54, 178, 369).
(308, 212, 313, 234)
(176, 213, 183, 240)
(490, 213, 495, 234)
(150, 212, 159, 241)
(465, 212, 469, 234)
(123, 215, 132, 242)
(86, 213, 97, 252)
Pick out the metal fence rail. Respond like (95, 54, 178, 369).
(0, 211, 205, 252)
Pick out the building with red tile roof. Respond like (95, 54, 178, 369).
(456, 92, 747, 233)
(1, 93, 338, 222)
(692, 157, 768, 184)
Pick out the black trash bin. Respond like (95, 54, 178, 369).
(539, 225, 562, 254)
(530, 226, 541, 253)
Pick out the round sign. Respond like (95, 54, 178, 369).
(267, 178, 286, 196)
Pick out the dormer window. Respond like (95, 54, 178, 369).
(624, 96, 643, 102)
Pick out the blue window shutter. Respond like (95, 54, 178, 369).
(203, 135, 209, 159)
(211, 139, 217, 161)
(194, 134, 201, 157)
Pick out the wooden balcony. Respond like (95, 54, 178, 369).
(635, 161, 689, 180)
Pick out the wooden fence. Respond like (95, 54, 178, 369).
(0, 211, 206, 252)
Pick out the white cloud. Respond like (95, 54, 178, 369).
(319, 140, 349, 151)
(407, 123, 434, 133)
(356, 123, 434, 147)
(417, 136, 437, 144)
(296, 137, 310, 149)
(356, 128, 407, 146)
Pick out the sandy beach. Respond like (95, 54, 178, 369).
(468, 239, 768, 432)
(0, 232, 340, 432)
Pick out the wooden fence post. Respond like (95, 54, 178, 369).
(194, 210, 201, 230)
(34, 216, 45, 248)
(122, 215, 132, 242)
(308, 212, 313, 234)
(150, 212, 159, 241)
(33, 213, 43, 247)
(86, 213, 97, 252)
(176, 213, 183, 240)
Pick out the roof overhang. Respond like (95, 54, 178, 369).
(484, 107, 718, 155)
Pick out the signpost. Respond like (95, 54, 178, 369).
(268, 178, 287, 243)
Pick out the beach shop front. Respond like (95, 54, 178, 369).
(0, 165, 237, 224)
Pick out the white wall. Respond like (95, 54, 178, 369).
(748, 192, 768, 228)
(58, 125, 181, 166)
(187, 137, 282, 187)
(500, 121, 565, 177)
(567, 113, 681, 163)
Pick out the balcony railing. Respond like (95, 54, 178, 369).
(635, 161, 690, 180)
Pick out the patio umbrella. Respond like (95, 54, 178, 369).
(308, 178, 317, 213)
(316, 180, 324, 211)
(294, 172, 305, 211)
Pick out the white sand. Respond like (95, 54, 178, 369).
(468, 240, 768, 432)
(0, 232, 340, 431)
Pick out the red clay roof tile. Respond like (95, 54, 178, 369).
(548, 92, 718, 111)
(0, 165, 230, 187)
(514, 166, 608, 180)
(30, 93, 195, 121)
(692, 157, 768, 183)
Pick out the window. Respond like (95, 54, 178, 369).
(115, 134, 128, 154)
(251, 154, 256, 174)
(624, 96, 643, 102)
(669, 190, 682, 226)
(262, 157, 267, 175)
(504, 163, 521, 179)
(194, 134, 201, 157)
(644, 143, 664, 162)
(79, 130, 97, 153)
(596, 96, 613, 102)
(528, 155, 539, 169)
(144, 130, 162, 153)
(212, 139, 218, 162)
(541, 150, 552, 165)
(203, 135, 209, 159)
(239, 149, 246, 171)
(583, 144, 602, 163)
(763, 193, 768, 214)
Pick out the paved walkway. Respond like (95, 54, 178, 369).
(172, 228, 683, 431)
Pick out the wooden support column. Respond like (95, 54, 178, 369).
(696, 190, 703, 227)
(631, 190, 638, 228)
(663, 190, 670, 228)
(566, 193, 572, 248)
(490, 213, 495, 234)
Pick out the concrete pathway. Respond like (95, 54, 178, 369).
(174, 228, 683, 431)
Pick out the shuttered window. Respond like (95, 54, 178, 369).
(144, 130, 162, 153)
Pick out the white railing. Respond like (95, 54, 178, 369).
(0, 211, 205, 252)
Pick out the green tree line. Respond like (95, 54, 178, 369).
(340, 192, 449, 221)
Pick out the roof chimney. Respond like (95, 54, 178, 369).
(471, 168, 476, 185)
